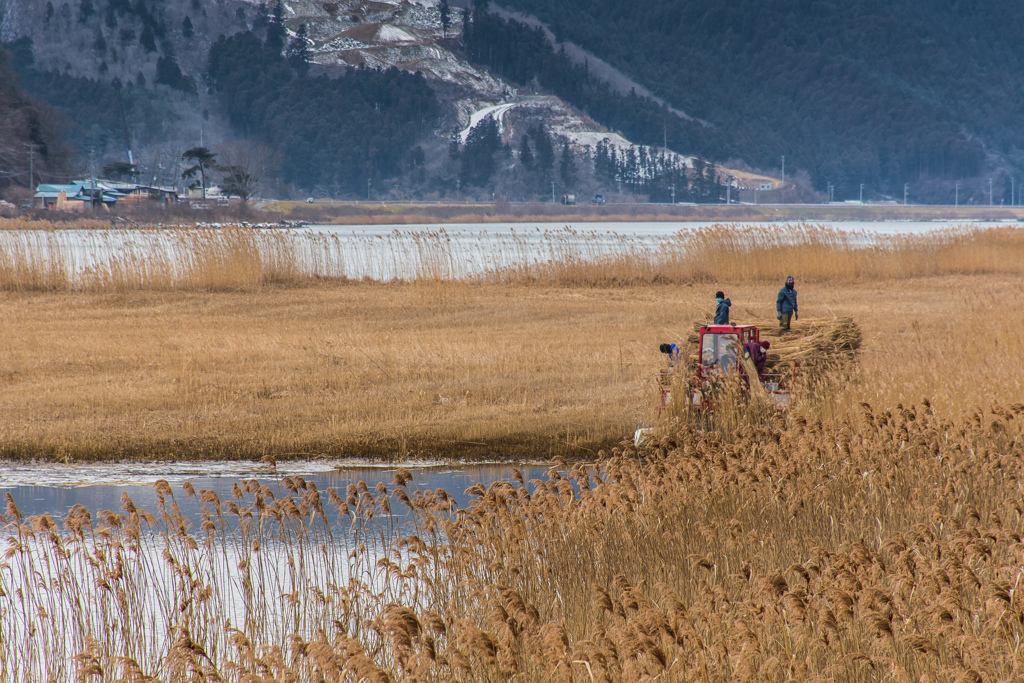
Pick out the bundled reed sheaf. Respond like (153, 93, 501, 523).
(686, 316, 862, 370)
(3, 400, 1024, 681)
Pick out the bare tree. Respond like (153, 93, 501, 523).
(216, 141, 279, 202)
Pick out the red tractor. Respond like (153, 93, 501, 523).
(691, 323, 792, 409)
(655, 323, 792, 413)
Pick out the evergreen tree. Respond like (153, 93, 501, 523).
(286, 23, 311, 76)
(181, 16, 194, 39)
(45, 3, 55, 24)
(690, 158, 706, 201)
(254, 3, 269, 29)
(139, 24, 156, 52)
(265, 1, 286, 54)
(531, 125, 554, 172)
(460, 116, 501, 186)
(102, 161, 138, 181)
(181, 147, 217, 199)
(439, 0, 450, 38)
(155, 53, 184, 89)
(704, 161, 723, 203)
(518, 135, 533, 170)
(78, 0, 95, 24)
(559, 142, 574, 187)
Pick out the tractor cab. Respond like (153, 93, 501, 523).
(691, 323, 792, 409)
(697, 323, 759, 379)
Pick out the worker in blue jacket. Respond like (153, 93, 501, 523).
(714, 291, 731, 324)
(777, 276, 798, 330)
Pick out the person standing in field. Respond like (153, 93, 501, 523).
(777, 276, 798, 330)
(714, 291, 731, 324)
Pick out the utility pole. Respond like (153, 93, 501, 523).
(367, 177, 371, 200)
(551, 180, 555, 203)
(859, 183, 864, 203)
(904, 183, 908, 206)
(25, 143, 34, 192)
(671, 182, 675, 205)
(112, 78, 133, 165)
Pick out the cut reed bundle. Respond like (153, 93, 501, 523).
(685, 316, 862, 369)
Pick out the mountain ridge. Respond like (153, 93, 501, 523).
(4, 0, 1012, 204)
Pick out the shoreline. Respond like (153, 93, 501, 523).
(262, 201, 1024, 225)
(6, 203, 1024, 230)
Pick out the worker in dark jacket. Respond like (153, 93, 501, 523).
(776, 276, 798, 330)
(744, 340, 771, 378)
(714, 291, 731, 324)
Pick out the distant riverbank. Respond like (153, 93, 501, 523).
(261, 199, 1024, 225)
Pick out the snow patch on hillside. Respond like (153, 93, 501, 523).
(458, 97, 694, 169)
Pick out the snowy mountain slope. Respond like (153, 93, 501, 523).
(261, 0, 719, 179)
(245, 0, 506, 96)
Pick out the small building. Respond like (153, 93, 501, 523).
(758, 183, 774, 191)
(108, 183, 180, 204)
(187, 185, 224, 200)
(34, 182, 119, 211)
(34, 181, 178, 210)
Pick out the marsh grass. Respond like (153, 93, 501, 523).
(4, 225, 1024, 679)
(3, 222, 1024, 291)
(3, 401, 1024, 681)
(2, 272, 1023, 461)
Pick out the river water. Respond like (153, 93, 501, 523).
(0, 459, 537, 524)
(0, 459, 552, 677)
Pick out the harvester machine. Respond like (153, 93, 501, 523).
(652, 317, 861, 416)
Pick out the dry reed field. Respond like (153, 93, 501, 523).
(3, 223, 1024, 680)
(1, 223, 1024, 460)
(3, 397, 1024, 680)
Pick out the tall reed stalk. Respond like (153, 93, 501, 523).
(3, 223, 1024, 291)
(3, 401, 1024, 681)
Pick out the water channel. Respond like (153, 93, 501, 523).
(0, 459, 537, 523)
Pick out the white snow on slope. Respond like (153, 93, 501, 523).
(459, 102, 522, 142)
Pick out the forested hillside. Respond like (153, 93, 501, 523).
(494, 0, 1024, 202)
(0, 45, 69, 201)
(4, 0, 1023, 202)
(206, 29, 439, 194)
